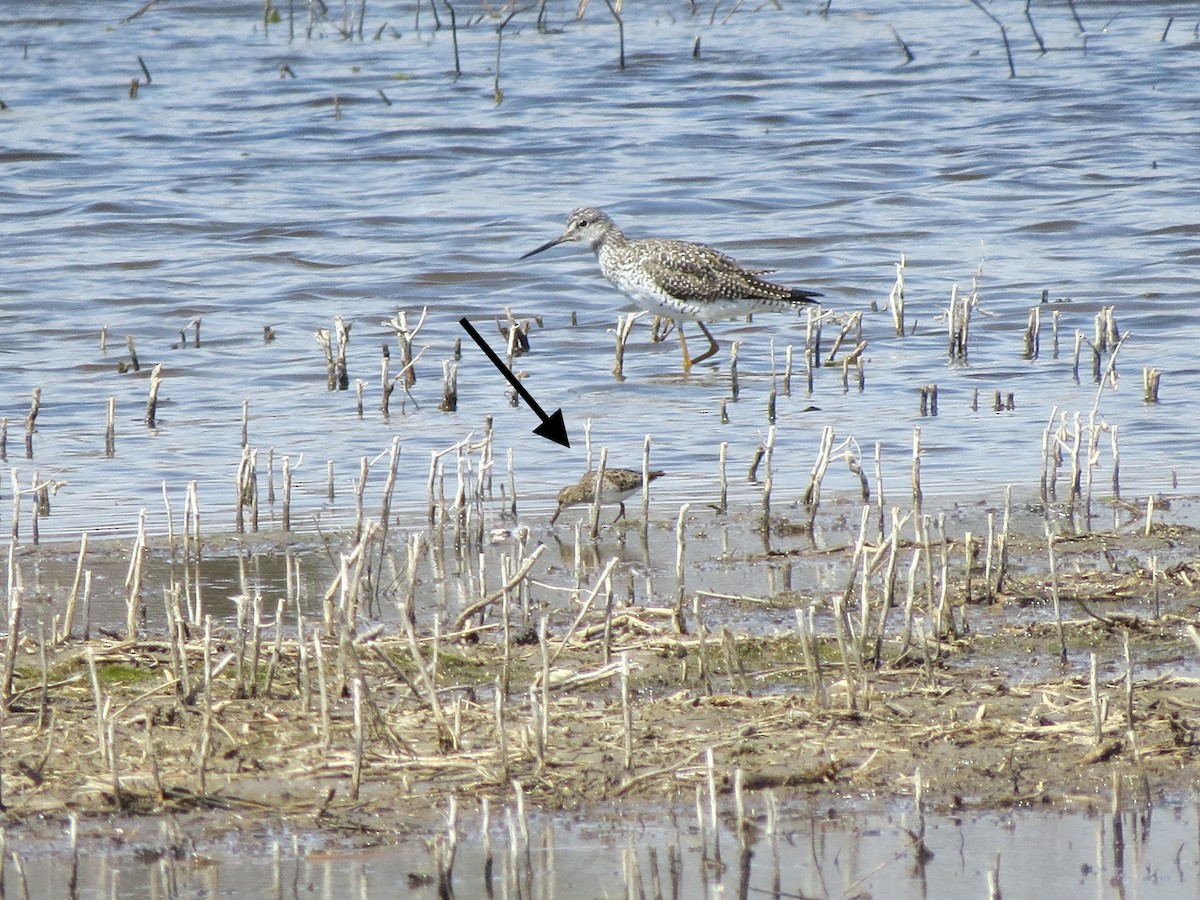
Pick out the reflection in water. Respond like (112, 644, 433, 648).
(5, 796, 1199, 899)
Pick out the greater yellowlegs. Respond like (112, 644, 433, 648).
(550, 468, 666, 524)
(521, 207, 822, 371)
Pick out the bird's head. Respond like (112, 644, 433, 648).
(521, 207, 616, 259)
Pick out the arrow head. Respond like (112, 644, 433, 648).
(533, 409, 570, 448)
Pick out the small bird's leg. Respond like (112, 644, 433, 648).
(678, 323, 693, 372)
(614, 501, 627, 522)
(689, 321, 721, 366)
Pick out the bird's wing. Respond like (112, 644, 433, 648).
(638, 241, 788, 302)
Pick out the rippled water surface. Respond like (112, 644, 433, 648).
(4, 0, 1199, 541)
(4, 3, 1200, 894)
(7, 797, 1200, 899)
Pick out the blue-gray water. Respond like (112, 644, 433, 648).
(6, 797, 1199, 899)
(4, 4, 1200, 895)
(3, 0, 1198, 541)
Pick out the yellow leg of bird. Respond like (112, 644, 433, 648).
(678, 324, 693, 372)
(689, 321, 720, 366)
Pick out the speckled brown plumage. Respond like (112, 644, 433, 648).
(549, 467, 666, 524)
(521, 207, 822, 370)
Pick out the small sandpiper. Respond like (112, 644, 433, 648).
(521, 207, 822, 371)
(550, 468, 666, 524)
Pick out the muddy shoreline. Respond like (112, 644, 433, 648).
(3, 502, 1199, 861)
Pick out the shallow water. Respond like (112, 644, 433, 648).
(5, 796, 1199, 899)
(6, 2, 1200, 894)
(3, 0, 1199, 546)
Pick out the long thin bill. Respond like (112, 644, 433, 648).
(520, 235, 568, 259)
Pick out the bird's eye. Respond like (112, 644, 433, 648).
(576, 219, 588, 227)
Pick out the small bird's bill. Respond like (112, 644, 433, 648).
(520, 234, 568, 259)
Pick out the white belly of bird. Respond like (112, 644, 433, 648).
(614, 281, 752, 323)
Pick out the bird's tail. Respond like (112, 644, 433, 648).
(790, 288, 823, 303)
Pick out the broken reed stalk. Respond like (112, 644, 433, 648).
(333, 316, 351, 390)
(315, 329, 335, 388)
(823, 311, 861, 365)
(889, 255, 906, 335)
(1045, 523, 1066, 664)
(967, 0, 1016, 76)
(1039, 406, 1058, 503)
(761, 424, 775, 527)
(1023, 305, 1041, 359)
(589, 447, 608, 540)
(1142, 367, 1161, 403)
(282, 455, 294, 531)
(729, 341, 740, 400)
(640, 434, 652, 529)
(311, 631, 331, 751)
(602, 0, 625, 69)
(805, 307, 820, 394)
(492, 8, 521, 104)
(947, 285, 975, 362)
(350, 677, 365, 800)
(452, 544, 545, 629)
(620, 652, 633, 771)
(440, 360, 458, 411)
(10, 469, 19, 542)
(401, 605, 450, 747)
(795, 606, 826, 709)
(374, 437, 402, 599)
(125, 510, 147, 639)
(911, 426, 923, 514)
(718, 442, 728, 514)
(57, 532, 89, 643)
(802, 425, 835, 510)
(494, 679, 509, 783)
(105, 397, 115, 456)
(918, 385, 938, 416)
(2, 551, 22, 705)
(612, 311, 641, 379)
(747, 443, 764, 483)
(184, 480, 202, 625)
(443, 0, 461, 76)
(548, 556, 620, 668)
(352, 455, 369, 545)
(873, 442, 886, 536)
(380, 346, 393, 414)
(673, 503, 690, 633)
(1122, 630, 1135, 732)
(143, 364, 163, 426)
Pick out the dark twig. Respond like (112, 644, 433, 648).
(967, 0, 1016, 77)
(121, 0, 165, 24)
(1023, 1, 1045, 53)
(890, 25, 914, 63)
(1065, 0, 1085, 33)
(602, 0, 625, 70)
(444, 0, 461, 77)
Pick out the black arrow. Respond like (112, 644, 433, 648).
(458, 317, 570, 448)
